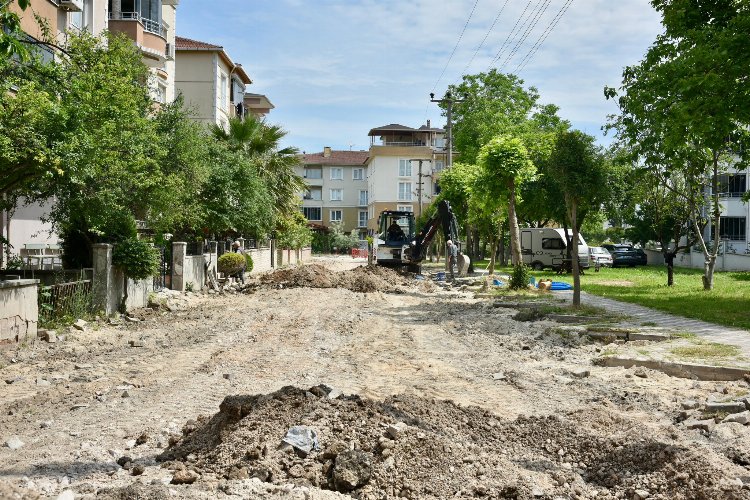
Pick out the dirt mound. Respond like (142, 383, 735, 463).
(0, 481, 42, 500)
(158, 386, 748, 499)
(256, 264, 433, 294)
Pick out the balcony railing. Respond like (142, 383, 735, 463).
(109, 11, 168, 38)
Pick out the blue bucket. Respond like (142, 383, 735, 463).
(436, 272, 446, 281)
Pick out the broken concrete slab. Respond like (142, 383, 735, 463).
(595, 356, 750, 381)
(684, 418, 715, 433)
(73, 319, 87, 331)
(722, 411, 750, 425)
(705, 401, 746, 414)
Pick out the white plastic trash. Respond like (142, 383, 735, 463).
(282, 426, 319, 453)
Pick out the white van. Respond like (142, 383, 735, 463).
(520, 228, 590, 271)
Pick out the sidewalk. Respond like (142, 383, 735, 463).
(555, 290, 750, 357)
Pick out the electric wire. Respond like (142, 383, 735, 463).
(486, 0, 533, 71)
(453, 0, 511, 85)
(514, 0, 574, 73)
(498, 0, 553, 71)
(431, 0, 481, 94)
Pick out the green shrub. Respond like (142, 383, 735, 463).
(218, 252, 245, 275)
(245, 253, 254, 273)
(509, 263, 530, 290)
(112, 238, 159, 280)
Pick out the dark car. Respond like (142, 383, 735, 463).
(602, 244, 648, 267)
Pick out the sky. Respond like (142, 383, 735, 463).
(177, 0, 664, 154)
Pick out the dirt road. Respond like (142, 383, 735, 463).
(1, 257, 750, 499)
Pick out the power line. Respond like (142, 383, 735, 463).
(431, 0, 481, 94)
(454, 0, 511, 84)
(486, 0, 533, 71)
(498, 0, 553, 71)
(514, 0, 575, 74)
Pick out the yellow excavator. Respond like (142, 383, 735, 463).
(374, 200, 470, 275)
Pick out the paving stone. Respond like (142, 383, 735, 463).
(705, 401, 746, 413)
(722, 411, 750, 425)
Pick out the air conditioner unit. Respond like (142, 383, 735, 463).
(165, 42, 175, 60)
(59, 0, 84, 12)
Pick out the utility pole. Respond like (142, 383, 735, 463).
(409, 159, 432, 218)
(430, 91, 464, 168)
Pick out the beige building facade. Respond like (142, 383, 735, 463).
(174, 36, 251, 130)
(365, 123, 448, 233)
(299, 148, 370, 238)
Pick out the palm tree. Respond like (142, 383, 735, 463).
(212, 116, 306, 218)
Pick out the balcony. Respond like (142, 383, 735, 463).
(108, 12, 168, 64)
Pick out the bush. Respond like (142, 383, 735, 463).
(218, 252, 245, 275)
(112, 238, 159, 280)
(509, 263, 530, 290)
(245, 253, 254, 273)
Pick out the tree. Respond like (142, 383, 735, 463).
(625, 169, 696, 286)
(548, 131, 607, 306)
(477, 136, 536, 267)
(605, 0, 750, 290)
(212, 116, 306, 219)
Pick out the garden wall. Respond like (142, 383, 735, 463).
(0, 279, 39, 343)
(645, 249, 750, 272)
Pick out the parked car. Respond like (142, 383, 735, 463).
(602, 244, 648, 267)
(588, 246, 613, 267)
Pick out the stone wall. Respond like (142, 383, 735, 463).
(171, 242, 219, 291)
(646, 249, 750, 272)
(0, 279, 39, 343)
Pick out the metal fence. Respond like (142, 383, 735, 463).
(38, 280, 92, 319)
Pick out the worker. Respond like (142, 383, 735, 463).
(447, 239, 457, 280)
(387, 220, 405, 241)
(232, 240, 246, 285)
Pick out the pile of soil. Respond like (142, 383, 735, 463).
(256, 264, 434, 294)
(158, 386, 748, 499)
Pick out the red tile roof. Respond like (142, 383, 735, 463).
(302, 150, 369, 166)
(175, 36, 222, 50)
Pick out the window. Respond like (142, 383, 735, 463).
(399, 159, 412, 176)
(69, 9, 83, 30)
(303, 207, 321, 221)
(358, 211, 368, 228)
(358, 190, 368, 206)
(542, 238, 565, 250)
(397, 205, 413, 212)
(712, 217, 746, 241)
(304, 187, 322, 201)
(220, 73, 228, 109)
(434, 161, 445, 172)
(330, 167, 343, 180)
(353, 168, 364, 180)
(716, 174, 747, 197)
(156, 83, 167, 104)
(305, 167, 322, 179)
(398, 182, 412, 201)
(330, 210, 343, 222)
(330, 188, 343, 201)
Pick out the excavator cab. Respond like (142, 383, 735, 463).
(375, 210, 415, 266)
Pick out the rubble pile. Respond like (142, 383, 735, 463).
(255, 264, 433, 294)
(158, 386, 749, 499)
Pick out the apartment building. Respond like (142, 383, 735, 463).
(108, 0, 179, 104)
(707, 169, 748, 250)
(174, 36, 252, 130)
(365, 122, 448, 233)
(298, 148, 370, 239)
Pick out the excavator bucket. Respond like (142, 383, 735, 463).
(457, 253, 470, 277)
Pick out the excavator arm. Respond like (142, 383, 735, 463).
(407, 200, 460, 264)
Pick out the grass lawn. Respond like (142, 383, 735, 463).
(471, 260, 750, 330)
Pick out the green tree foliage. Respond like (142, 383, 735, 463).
(0, 0, 30, 60)
(548, 130, 607, 306)
(477, 136, 536, 267)
(605, 0, 749, 290)
(212, 116, 306, 219)
(276, 211, 313, 249)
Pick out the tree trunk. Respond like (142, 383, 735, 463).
(488, 233, 496, 275)
(569, 201, 581, 307)
(703, 152, 722, 290)
(508, 180, 522, 266)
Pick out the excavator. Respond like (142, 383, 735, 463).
(374, 200, 470, 275)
